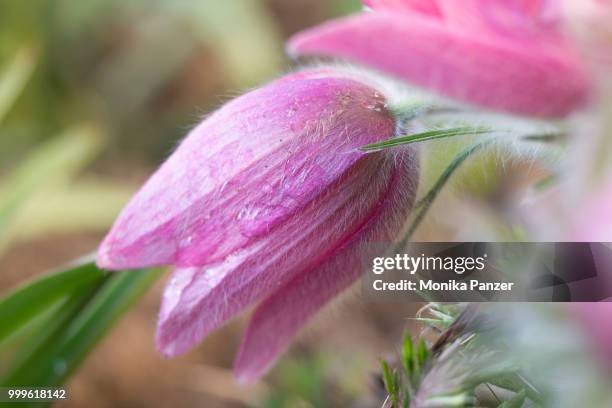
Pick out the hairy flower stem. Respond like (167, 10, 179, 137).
(401, 139, 495, 244)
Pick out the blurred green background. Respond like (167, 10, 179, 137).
(0, 1, 428, 407)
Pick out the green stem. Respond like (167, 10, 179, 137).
(401, 140, 494, 244)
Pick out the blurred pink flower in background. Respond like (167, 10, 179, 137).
(572, 302, 612, 371)
(572, 186, 612, 242)
(289, 0, 591, 118)
(564, 0, 612, 242)
(97, 69, 419, 382)
(564, 0, 612, 71)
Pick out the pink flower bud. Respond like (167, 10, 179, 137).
(97, 70, 419, 381)
(288, 0, 590, 118)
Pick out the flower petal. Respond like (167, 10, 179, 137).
(155, 148, 419, 357)
(364, 0, 442, 16)
(436, 0, 562, 42)
(97, 73, 396, 269)
(288, 12, 590, 117)
(233, 152, 418, 383)
(572, 186, 612, 241)
(572, 302, 612, 370)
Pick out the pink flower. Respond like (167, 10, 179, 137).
(288, 0, 590, 118)
(571, 185, 612, 242)
(572, 302, 612, 371)
(564, 0, 612, 70)
(97, 70, 419, 382)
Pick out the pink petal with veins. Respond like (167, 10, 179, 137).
(97, 71, 397, 270)
(156, 149, 419, 357)
(233, 152, 417, 383)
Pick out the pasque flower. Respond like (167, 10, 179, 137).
(571, 185, 612, 241)
(97, 69, 419, 382)
(572, 303, 612, 371)
(564, 0, 612, 71)
(288, 0, 590, 118)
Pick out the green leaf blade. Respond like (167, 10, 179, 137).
(0, 46, 37, 125)
(360, 127, 491, 152)
(1, 267, 162, 388)
(0, 259, 107, 345)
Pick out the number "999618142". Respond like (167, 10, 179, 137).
(2, 388, 67, 401)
